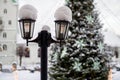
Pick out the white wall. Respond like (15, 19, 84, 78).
(0, 0, 18, 65)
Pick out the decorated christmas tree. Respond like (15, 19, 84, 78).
(49, 0, 109, 80)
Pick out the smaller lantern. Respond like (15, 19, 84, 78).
(55, 20, 70, 40)
(18, 4, 37, 46)
(19, 19, 35, 39)
(54, 6, 72, 40)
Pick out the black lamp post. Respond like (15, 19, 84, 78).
(18, 19, 70, 80)
(18, 5, 72, 80)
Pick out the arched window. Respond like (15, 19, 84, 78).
(0, 44, 2, 52)
(3, 32, 7, 38)
(0, 19, 3, 25)
(8, 20, 12, 25)
(0, 47, 2, 52)
(4, 9, 7, 14)
(24, 47, 30, 58)
(115, 47, 119, 58)
(3, 44, 7, 51)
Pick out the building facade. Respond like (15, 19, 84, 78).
(0, 0, 18, 65)
(16, 43, 41, 66)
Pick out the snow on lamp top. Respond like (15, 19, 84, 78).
(19, 4, 37, 20)
(54, 6, 72, 22)
(42, 25, 50, 32)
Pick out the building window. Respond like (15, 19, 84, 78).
(4, 0, 7, 3)
(115, 51, 119, 58)
(0, 47, 2, 52)
(4, 9, 7, 14)
(115, 47, 119, 58)
(24, 47, 30, 58)
(0, 20, 3, 25)
(3, 32, 7, 38)
(8, 20, 12, 25)
(38, 48, 41, 57)
(0, 44, 2, 52)
(3, 44, 7, 51)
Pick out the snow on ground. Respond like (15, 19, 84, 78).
(113, 71, 120, 80)
(0, 65, 120, 80)
(0, 70, 120, 80)
(112, 68, 120, 80)
(0, 70, 40, 80)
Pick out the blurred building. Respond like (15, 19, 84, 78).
(0, 0, 18, 65)
(109, 46, 120, 67)
(16, 43, 40, 66)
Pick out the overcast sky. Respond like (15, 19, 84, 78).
(95, 0, 120, 46)
(18, 0, 120, 33)
(18, 0, 120, 46)
(95, 0, 120, 35)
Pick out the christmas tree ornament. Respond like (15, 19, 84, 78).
(73, 60, 82, 71)
(98, 42, 104, 53)
(93, 61, 100, 70)
(85, 14, 94, 24)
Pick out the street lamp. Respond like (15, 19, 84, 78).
(19, 19, 35, 46)
(18, 4, 72, 80)
(55, 20, 70, 40)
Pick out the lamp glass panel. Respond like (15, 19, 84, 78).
(19, 21, 24, 38)
(59, 23, 66, 40)
(24, 22, 30, 38)
(55, 22, 59, 40)
(30, 22, 35, 38)
(64, 23, 69, 39)
(24, 22, 30, 33)
(55, 21, 69, 40)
